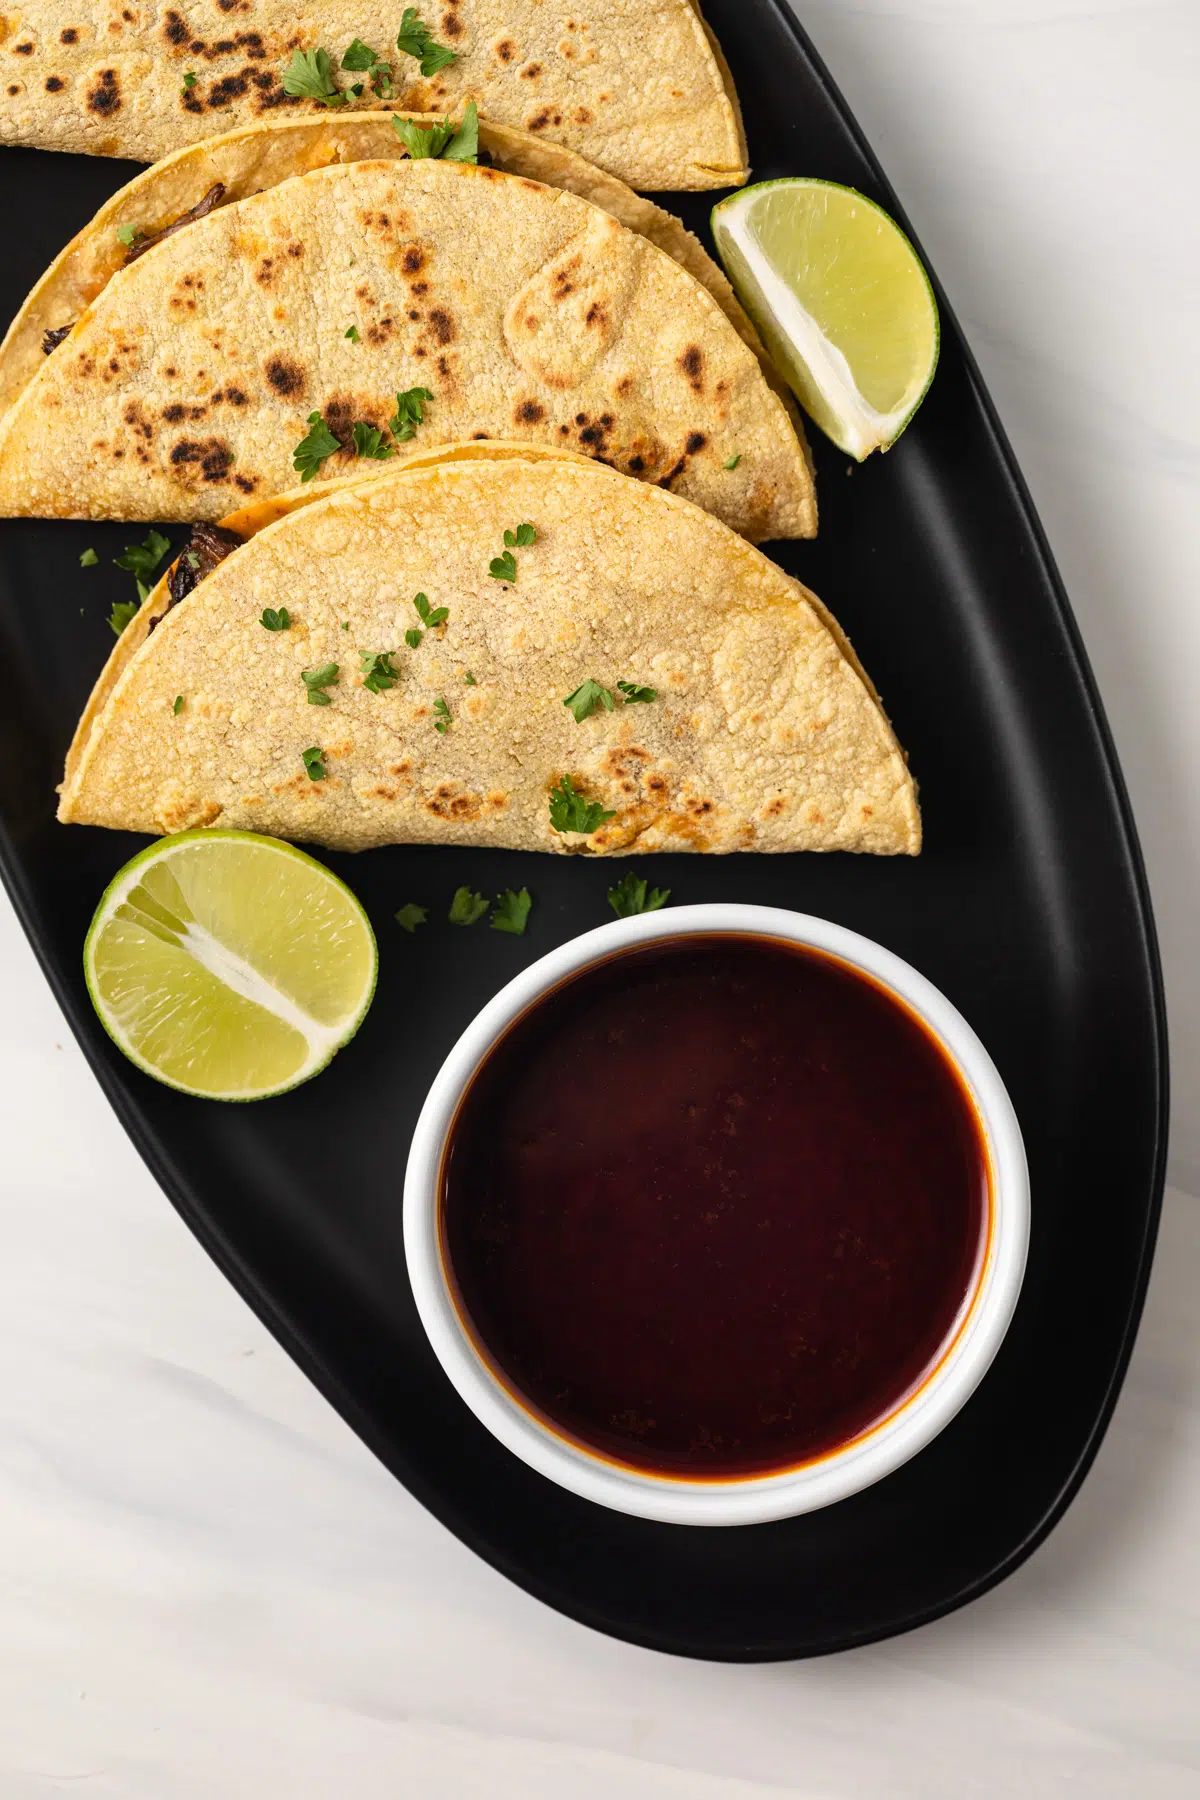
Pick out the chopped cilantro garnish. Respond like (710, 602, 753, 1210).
(281, 47, 347, 107)
(260, 607, 290, 631)
(342, 37, 382, 70)
(617, 679, 658, 704)
(114, 530, 170, 586)
(563, 679, 615, 723)
(344, 324, 361, 343)
(432, 696, 451, 734)
(351, 421, 393, 461)
(115, 223, 140, 249)
(413, 591, 449, 629)
(491, 888, 532, 935)
(108, 599, 139, 638)
(388, 385, 433, 443)
(448, 886, 488, 926)
(464, 670, 477, 685)
(340, 39, 393, 96)
(79, 548, 98, 568)
(396, 8, 458, 76)
(392, 100, 478, 163)
(394, 903, 427, 933)
(360, 649, 402, 693)
(548, 775, 615, 836)
(301, 746, 327, 781)
(607, 871, 671, 918)
(301, 662, 339, 705)
(404, 627, 423, 650)
(181, 72, 197, 93)
(293, 410, 341, 481)
(723, 453, 742, 470)
(504, 522, 537, 548)
(173, 695, 184, 715)
(489, 550, 517, 584)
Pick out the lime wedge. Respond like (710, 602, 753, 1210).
(712, 178, 940, 459)
(85, 831, 377, 1101)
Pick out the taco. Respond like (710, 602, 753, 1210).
(59, 450, 919, 856)
(0, 155, 816, 540)
(0, 1, 747, 192)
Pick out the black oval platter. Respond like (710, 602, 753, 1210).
(0, 0, 1168, 1660)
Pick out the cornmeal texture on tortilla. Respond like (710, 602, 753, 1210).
(0, 158, 816, 539)
(0, 1, 747, 191)
(0, 113, 777, 422)
(60, 454, 920, 857)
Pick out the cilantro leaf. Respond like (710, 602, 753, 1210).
(607, 872, 671, 918)
(173, 695, 183, 715)
(260, 607, 290, 631)
(504, 521, 536, 548)
(441, 100, 479, 163)
(448, 885, 488, 926)
(392, 114, 456, 160)
(388, 385, 433, 442)
(360, 649, 402, 694)
(464, 670, 477, 685)
(344, 324, 361, 342)
(281, 47, 347, 106)
(412, 591, 449, 628)
(181, 72, 197, 93)
(432, 696, 451, 734)
(548, 775, 615, 836)
(723, 453, 742, 470)
(563, 679, 615, 723)
(293, 410, 342, 481)
(341, 37, 381, 70)
(114, 530, 171, 584)
(351, 421, 394, 461)
(489, 550, 517, 583)
(79, 548, 98, 568)
(490, 888, 532, 935)
(405, 627, 423, 650)
(394, 903, 428, 933)
(617, 679, 658, 705)
(301, 662, 339, 705)
(108, 599, 139, 637)
(301, 746, 327, 781)
(396, 8, 458, 76)
(115, 223, 140, 249)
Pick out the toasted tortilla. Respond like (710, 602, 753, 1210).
(0, 1, 747, 192)
(60, 452, 919, 856)
(0, 157, 816, 540)
(0, 113, 776, 423)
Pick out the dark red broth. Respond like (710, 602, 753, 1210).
(440, 936, 989, 1479)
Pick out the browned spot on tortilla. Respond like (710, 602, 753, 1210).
(400, 243, 427, 276)
(573, 106, 593, 124)
(86, 68, 121, 114)
(212, 384, 248, 406)
(13, 40, 33, 55)
(526, 109, 552, 132)
(425, 781, 483, 822)
(411, 280, 429, 298)
(494, 37, 516, 62)
(514, 398, 545, 425)
(365, 317, 396, 346)
(254, 255, 277, 287)
(162, 10, 188, 45)
(686, 431, 708, 455)
(60, 27, 78, 43)
(520, 61, 542, 79)
(427, 307, 454, 345)
(263, 353, 304, 398)
(5, 85, 17, 96)
(442, 10, 463, 36)
(679, 345, 705, 394)
(168, 437, 235, 484)
(584, 300, 608, 329)
(156, 794, 222, 832)
(209, 68, 251, 104)
(121, 401, 154, 440)
(233, 473, 257, 494)
(44, 75, 63, 91)
(285, 240, 303, 260)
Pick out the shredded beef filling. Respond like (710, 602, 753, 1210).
(161, 522, 243, 616)
(41, 323, 74, 355)
(124, 183, 227, 265)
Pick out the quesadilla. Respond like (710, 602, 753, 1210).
(0, 155, 816, 540)
(0, 112, 775, 423)
(0, 1, 747, 192)
(60, 451, 920, 856)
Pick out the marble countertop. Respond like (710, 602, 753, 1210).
(1, 1, 1197, 1793)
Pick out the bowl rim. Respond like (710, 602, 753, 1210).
(402, 904, 1030, 1527)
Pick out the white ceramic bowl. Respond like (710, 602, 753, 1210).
(403, 905, 1029, 1527)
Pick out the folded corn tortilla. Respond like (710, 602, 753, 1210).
(0, 1, 747, 191)
(0, 156, 816, 539)
(0, 112, 778, 424)
(60, 451, 919, 856)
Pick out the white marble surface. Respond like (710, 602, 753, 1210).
(1, 0, 1197, 1792)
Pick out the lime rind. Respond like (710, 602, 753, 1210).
(84, 830, 377, 1102)
(712, 178, 940, 460)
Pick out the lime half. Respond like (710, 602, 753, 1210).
(712, 178, 940, 459)
(85, 831, 377, 1101)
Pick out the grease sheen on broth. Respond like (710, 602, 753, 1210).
(440, 936, 989, 1479)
